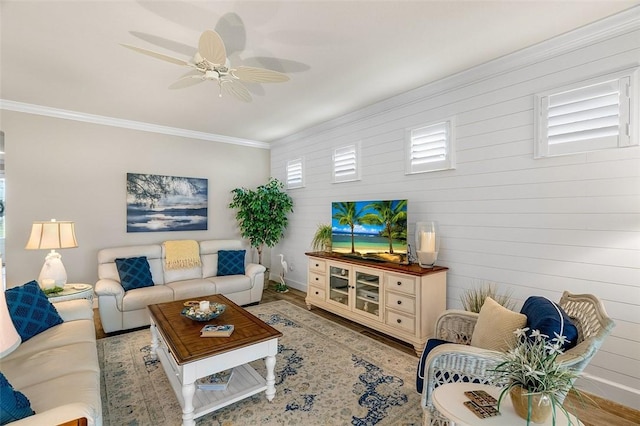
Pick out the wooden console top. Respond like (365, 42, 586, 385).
(305, 251, 448, 277)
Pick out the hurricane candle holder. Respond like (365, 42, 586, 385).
(415, 221, 438, 267)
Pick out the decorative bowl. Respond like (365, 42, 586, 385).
(181, 303, 226, 322)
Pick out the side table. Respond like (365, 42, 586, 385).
(432, 383, 583, 426)
(46, 283, 94, 303)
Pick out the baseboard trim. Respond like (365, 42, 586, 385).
(567, 388, 640, 425)
(575, 373, 640, 410)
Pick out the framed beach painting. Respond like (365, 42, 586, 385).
(126, 173, 208, 232)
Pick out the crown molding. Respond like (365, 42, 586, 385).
(274, 5, 640, 144)
(0, 99, 270, 150)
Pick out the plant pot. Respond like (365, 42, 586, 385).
(509, 385, 552, 424)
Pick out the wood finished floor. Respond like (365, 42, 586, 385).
(94, 284, 640, 426)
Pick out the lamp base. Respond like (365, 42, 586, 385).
(38, 250, 68, 289)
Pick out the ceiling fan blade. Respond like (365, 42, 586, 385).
(198, 30, 227, 66)
(232, 66, 290, 83)
(120, 44, 191, 66)
(221, 80, 252, 102)
(168, 75, 204, 90)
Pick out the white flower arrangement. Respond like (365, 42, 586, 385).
(491, 328, 580, 424)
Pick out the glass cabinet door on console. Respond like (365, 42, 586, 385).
(328, 264, 350, 308)
(354, 268, 382, 319)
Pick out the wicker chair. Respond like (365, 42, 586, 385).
(420, 291, 615, 426)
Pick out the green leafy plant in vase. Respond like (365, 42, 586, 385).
(491, 328, 579, 425)
(311, 223, 333, 252)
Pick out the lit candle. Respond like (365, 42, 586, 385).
(420, 231, 436, 252)
(199, 301, 210, 312)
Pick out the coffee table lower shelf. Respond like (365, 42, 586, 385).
(156, 346, 267, 418)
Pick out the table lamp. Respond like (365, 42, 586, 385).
(25, 219, 78, 289)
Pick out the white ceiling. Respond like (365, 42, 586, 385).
(1, 1, 638, 143)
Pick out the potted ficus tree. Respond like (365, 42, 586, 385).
(229, 177, 294, 271)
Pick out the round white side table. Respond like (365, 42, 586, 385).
(46, 283, 94, 303)
(432, 383, 583, 426)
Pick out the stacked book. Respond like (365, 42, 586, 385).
(200, 324, 234, 337)
(196, 369, 234, 391)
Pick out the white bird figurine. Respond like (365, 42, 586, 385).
(277, 254, 289, 293)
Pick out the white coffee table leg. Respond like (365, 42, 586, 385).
(265, 354, 276, 401)
(150, 324, 158, 359)
(181, 382, 196, 426)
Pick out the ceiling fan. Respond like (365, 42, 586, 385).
(121, 30, 289, 102)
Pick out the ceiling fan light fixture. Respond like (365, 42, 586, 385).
(122, 29, 289, 102)
(204, 70, 219, 80)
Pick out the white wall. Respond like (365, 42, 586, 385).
(270, 12, 640, 407)
(2, 111, 270, 287)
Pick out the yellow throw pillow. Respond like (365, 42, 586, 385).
(470, 296, 527, 352)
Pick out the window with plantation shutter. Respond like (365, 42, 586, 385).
(333, 142, 361, 183)
(405, 119, 455, 174)
(535, 68, 638, 158)
(286, 157, 304, 189)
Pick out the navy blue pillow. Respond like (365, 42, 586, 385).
(217, 250, 246, 276)
(416, 338, 450, 393)
(115, 256, 154, 291)
(5, 280, 63, 342)
(0, 372, 34, 423)
(520, 296, 578, 351)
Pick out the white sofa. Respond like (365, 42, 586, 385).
(2, 299, 101, 425)
(95, 239, 266, 333)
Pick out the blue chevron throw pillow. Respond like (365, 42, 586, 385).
(115, 256, 154, 291)
(5, 280, 63, 342)
(217, 250, 246, 276)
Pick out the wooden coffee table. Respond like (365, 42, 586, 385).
(148, 295, 283, 426)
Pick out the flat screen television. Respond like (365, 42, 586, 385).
(331, 199, 408, 264)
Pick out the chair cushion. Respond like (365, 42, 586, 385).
(5, 280, 64, 342)
(416, 338, 449, 393)
(0, 371, 35, 424)
(115, 256, 154, 291)
(471, 297, 527, 352)
(217, 250, 246, 276)
(521, 296, 578, 351)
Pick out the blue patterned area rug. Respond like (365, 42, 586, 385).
(98, 300, 422, 425)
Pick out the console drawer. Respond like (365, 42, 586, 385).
(307, 287, 325, 301)
(309, 258, 326, 273)
(385, 274, 416, 295)
(386, 292, 415, 315)
(386, 310, 415, 334)
(309, 271, 326, 287)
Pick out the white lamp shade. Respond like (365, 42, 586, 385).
(25, 220, 78, 287)
(0, 284, 21, 359)
(25, 220, 78, 250)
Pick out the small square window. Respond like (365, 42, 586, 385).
(286, 157, 304, 189)
(405, 119, 455, 174)
(333, 142, 361, 183)
(535, 67, 638, 158)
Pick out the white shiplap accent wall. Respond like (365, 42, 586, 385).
(270, 10, 640, 408)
